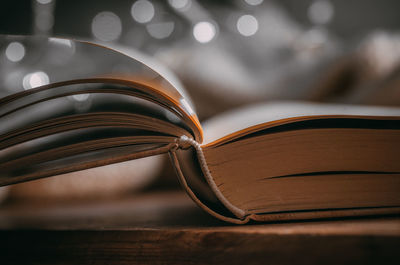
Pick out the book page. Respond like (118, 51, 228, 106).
(202, 101, 400, 146)
(0, 35, 202, 142)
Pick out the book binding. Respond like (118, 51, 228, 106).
(169, 136, 400, 224)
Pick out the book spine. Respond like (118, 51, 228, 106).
(169, 136, 251, 224)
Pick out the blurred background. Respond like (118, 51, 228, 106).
(0, 0, 399, 201)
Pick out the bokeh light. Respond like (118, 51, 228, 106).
(71, 94, 90, 102)
(35, 11, 54, 32)
(131, 0, 155, 24)
(244, 0, 263, 6)
(36, 0, 52, 4)
(91, 11, 122, 42)
(5, 42, 25, 62)
(22, 71, 50, 90)
(146, 22, 175, 39)
(168, 0, 191, 11)
(237, 15, 259, 37)
(49, 38, 74, 49)
(308, 0, 334, 25)
(193, 21, 217, 43)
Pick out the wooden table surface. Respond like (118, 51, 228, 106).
(0, 191, 399, 265)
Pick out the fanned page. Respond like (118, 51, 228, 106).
(0, 36, 202, 142)
(202, 101, 400, 147)
(0, 35, 202, 185)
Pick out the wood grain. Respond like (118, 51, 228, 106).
(0, 191, 398, 265)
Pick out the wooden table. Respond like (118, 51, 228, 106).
(0, 191, 399, 265)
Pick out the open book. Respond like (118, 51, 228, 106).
(1, 36, 399, 224)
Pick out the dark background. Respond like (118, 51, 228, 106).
(1, 0, 400, 44)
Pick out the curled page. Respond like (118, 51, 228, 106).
(0, 35, 203, 142)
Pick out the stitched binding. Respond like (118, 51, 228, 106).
(175, 135, 246, 219)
